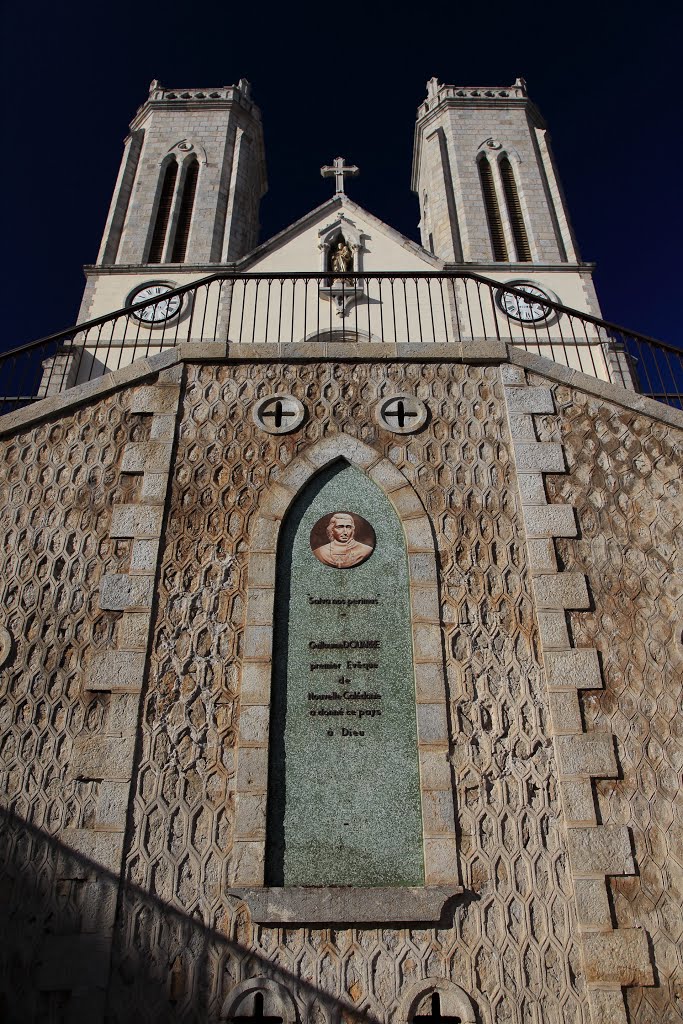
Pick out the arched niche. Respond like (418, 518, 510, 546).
(221, 978, 299, 1023)
(398, 979, 477, 1023)
(265, 460, 424, 886)
(230, 435, 458, 893)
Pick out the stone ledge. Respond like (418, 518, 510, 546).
(228, 886, 463, 925)
(3, 342, 681, 439)
(509, 347, 683, 429)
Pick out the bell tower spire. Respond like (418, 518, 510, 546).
(411, 78, 579, 265)
(97, 78, 267, 267)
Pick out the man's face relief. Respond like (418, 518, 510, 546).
(331, 516, 354, 543)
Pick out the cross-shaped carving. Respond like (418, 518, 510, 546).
(321, 156, 359, 195)
(413, 993, 462, 1023)
(260, 400, 296, 429)
(383, 398, 419, 429)
(225, 992, 283, 1023)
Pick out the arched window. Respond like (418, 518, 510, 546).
(499, 156, 531, 261)
(478, 155, 507, 261)
(148, 158, 178, 264)
(171, 158, 199, 262)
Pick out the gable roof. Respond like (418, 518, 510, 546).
(236, 194, 443, 270)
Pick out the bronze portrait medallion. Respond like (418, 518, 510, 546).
(310, 512, 376, 568)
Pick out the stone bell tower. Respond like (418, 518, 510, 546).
(97, 78, 267, 267)
(411, 77, 579, 266)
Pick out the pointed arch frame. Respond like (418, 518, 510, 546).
(231, 435, 458, 889)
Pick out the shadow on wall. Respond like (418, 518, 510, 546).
(0, 808, 388, 1024)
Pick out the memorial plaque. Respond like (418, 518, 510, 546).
(266, 461, 424, 886)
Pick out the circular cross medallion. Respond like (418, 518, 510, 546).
(252, 394, 305, 434)
(310, 512, 376, 568)
(376, 393, 428, 434)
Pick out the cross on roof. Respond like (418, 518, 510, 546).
(321, 156, 359, 195)
(412, 992, 462, 1023)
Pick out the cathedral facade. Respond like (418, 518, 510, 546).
(0, 78, 681, 1024)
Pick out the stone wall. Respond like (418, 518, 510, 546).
(0, 388, 149, 1020)
(1, 353, 679, 1023)
(110, 360, 586, 1023)
(533, 377, 683, 1024)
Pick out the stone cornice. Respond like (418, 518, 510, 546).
(2, 344, 681, 438)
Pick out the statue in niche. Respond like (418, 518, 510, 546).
(310, 512, 375, 568)
(329, 237, 353, 276)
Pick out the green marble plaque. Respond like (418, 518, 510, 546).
(266, 461, 424, 886)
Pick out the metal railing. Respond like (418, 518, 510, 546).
(0, 272, 681, 415)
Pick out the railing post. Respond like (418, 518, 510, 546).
(602, 337, 638, 392)
(38, 344, 78, 399)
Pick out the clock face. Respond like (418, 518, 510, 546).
(498, 283, 552, 323)
(130, 284, 181, 323)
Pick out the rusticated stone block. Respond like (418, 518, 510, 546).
(505, 385, 554, 414)
(582, 929, 654, 986)
(422, 789, 457, 837)
(424, 837, 459, 885)
(72, 735, 136, 780)
(139, 472, 169, 500)
(100, 573, 154, 610)
(84, 651, 146, 691)
(513, 441, 565, 474)
(587, 988, 628, 1024)
(121, 440, 173, 473)
(566, 826, 634, 877)
(523, 504, 576, 538)
(229, 840, 265, 885)
(149, 414, 177, 442)
(533, 572, 589, 610)
(233, 793, 267, 839)
(537, 609, 571, 649)
(60, 830, 125, 876)
(527, 538, 557, 573)
(545, 647, 602, 689)
(517, 473, 547, 504)
(560, 779, 597, 824)
(416, 703, 449, 746)
(130, 538, 160, 572)
(130, 384, 179, 414)
(116, 610, 148, 651)
(556, 733, 617, 777)
(573, 877, 612, 930)
(507, 385, 557, 413)
(110, 504, 164, 539)
(547, 690, 582, 734)
(235, 746, 269, 793)
(96, 780, 131, 828)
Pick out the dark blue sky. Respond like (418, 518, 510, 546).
(2, 1, 680, 350)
